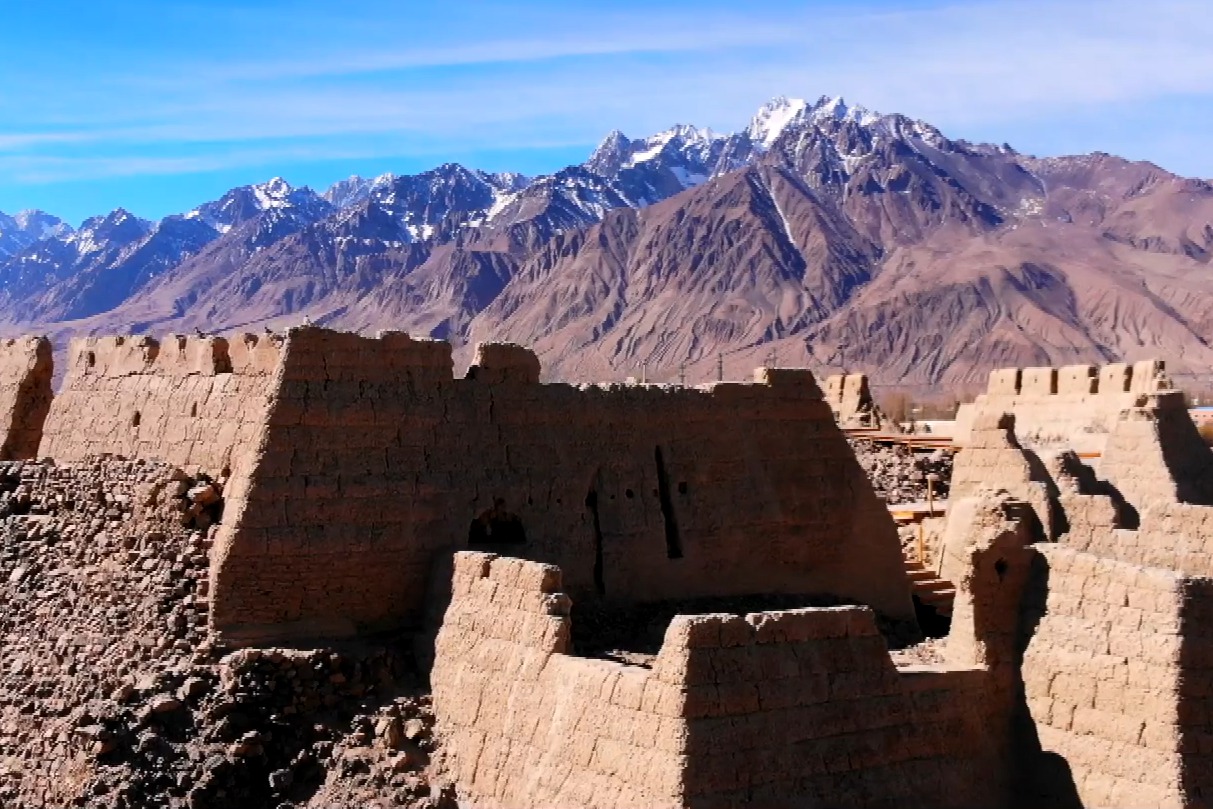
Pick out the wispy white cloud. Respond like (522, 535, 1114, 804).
(2, 0, 1212, 186)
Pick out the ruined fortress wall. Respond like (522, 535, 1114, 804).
(1064, 502, 1213, 577)
(947, 414, 1057, 543)
(432, 552, 1003, 809)
(1098, 391, 1213, 511)
(953, 360, 1170, 451)
(0, 336, 53, 461)
(1054, 491, 1125, 552)
(671, 609, 999, 808)
(431, 552, 685, 808)
(210, 331, 913, 644)
(39, 334, 282, 473)
(823, 373, 873, 424)
(1018, 544, 1210, 808)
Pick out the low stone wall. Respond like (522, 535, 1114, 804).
(431, 551, 1006, 809)
(40, 334, 282, 474)
(0, 336, 52, 461)
(1018, 544, 1213, 808)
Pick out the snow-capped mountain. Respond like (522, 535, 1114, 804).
(0, 180, 336, 325)
(583, 124, 726, 207)
(321, 166, 533, 242)
(3, 93, 1212, 387)
(368, 164, 508, 241)
(484, 166, 635, 231)
(0, 209, 153, 322)
(747, 96, 809, 148)
(67, 209, 152, 258)
(0, 209, 73, 259)
(323, 173, 397, 209)
(185, 177, 332, 235)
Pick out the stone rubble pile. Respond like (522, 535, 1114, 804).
(0, 457, 449, 809)
(847, 439, 953, 504)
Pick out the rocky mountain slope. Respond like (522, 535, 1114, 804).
(2, 95, 1211, 386)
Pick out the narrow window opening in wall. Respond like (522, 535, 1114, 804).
(190, 403, 198, 418)
(625, 489, 634, 499)
(131, 412, 141, 428)
(678, 481, 688, 495)
(86, 351, 96, 368)
(994, 558, 1008, 582)
(654, 447, 683, 559)
(467, 498, 527, 547)
(586, 489, 606, 596)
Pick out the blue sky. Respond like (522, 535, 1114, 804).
(2, 0, 1212, 225)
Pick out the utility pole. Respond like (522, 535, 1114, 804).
(717, 353, 724, 382)
(641, 360, 648, 384)
(679, 362, 686, 387)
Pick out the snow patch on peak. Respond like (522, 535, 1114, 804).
(10, 209, 72, 240)
(253, 177, 294, 208)
(596, 129, 630, 150)
(747, 96, 808, 148)
(489, 172, 529, 192)
(625, 124, 719, 168)
(324, 174, 393, 209)
(807, 95, 879, 126)
(662, 123, 717, 143)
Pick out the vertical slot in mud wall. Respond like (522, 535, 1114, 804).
(654, 446, 683, 559)
(586, 489, 606, 595)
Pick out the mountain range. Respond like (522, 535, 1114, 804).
(2, 94, 1211, 389)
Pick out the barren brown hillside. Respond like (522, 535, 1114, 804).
(4, 97, 1212, 386)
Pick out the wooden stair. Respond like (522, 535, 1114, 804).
(903, 555, 956, 617)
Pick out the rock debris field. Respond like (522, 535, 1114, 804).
(847, 438, 953, 504)
(0, 457, 451, 809)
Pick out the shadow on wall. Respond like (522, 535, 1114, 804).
(1158, 404, 1213, 506)
(467, 498, 527, 546)
(1012, 553, 1084, 809)
(1179, 578, 1213, 804)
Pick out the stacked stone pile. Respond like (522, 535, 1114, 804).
(0, 457, 449, 809)
(848, 438, 953, 504)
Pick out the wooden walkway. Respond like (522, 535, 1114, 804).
(843, 427, 959, 452)
(888, 500, 948, 524)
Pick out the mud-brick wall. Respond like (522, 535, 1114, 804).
(210, 330, 912, 645)
(39, 334, 282, 473)
(1066, 502, 1213, 578)
(953, 360, 1170, 451)
(823, 373, 872, 423)
(948, 414, 1056, 540)
(669, 608, 1001, 809)
(0, 336, 52, 460)
(432, 554, 1004, 809)
(1098, 392, 1213, 510)
(431, 552, 686, 809)
(1018, 544, 1213, 808)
